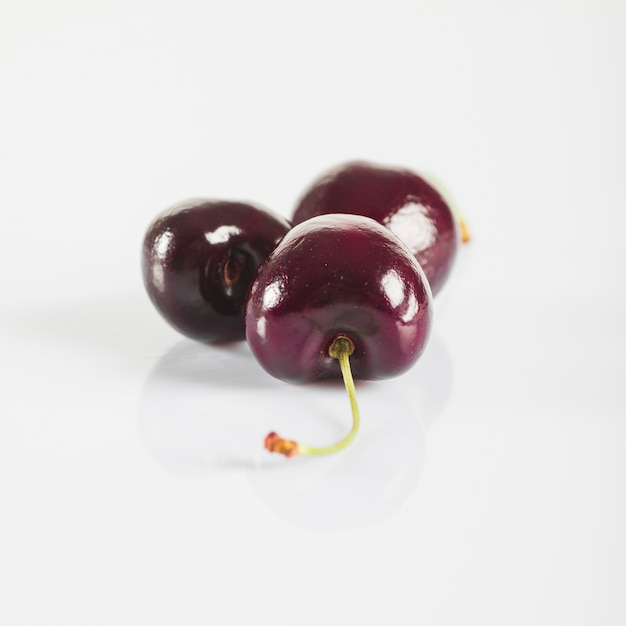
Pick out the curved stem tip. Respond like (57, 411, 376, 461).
(264, 335, 361, 458)
(458, 216, 471, 244)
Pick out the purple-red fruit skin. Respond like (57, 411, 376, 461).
(142, 199, 290, 342)
(245, 214, 432, 383)
(292, 161, 458, 296)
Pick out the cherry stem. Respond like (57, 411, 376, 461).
(223, 249, 244, 287)
(263, 335, 360, 458)
(449, 204, 470, 243)
(421, 171, 470, 243)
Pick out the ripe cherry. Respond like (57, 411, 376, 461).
(245, 214, 432, 457)
(292, 161, 469, 295)
(142, 199, 290, 342)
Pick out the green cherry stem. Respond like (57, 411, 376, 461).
(263, 335, 360, 458)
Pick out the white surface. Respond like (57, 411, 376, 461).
(1, 1, 625, 624)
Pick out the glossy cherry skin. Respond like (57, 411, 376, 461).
(245, 214, 432, 383)
(292, 161, 459, 295)
(142, 199, 290, 342)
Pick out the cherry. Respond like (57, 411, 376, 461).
(245, 214, 432, 457)
(292, 161, 469, 295)
(142, 198, 290, 342)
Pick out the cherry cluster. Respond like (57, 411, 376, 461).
(142, 161, 468, 459)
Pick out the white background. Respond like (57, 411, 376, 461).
(1, 0, 625, 624)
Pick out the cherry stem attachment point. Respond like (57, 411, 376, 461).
(264, 335, 360, 458)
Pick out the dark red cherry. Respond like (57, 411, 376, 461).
(245, 214, 432, 384)
(292, 161, 462, 295)
(142, 199, 290, 342)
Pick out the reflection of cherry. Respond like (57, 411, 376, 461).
(142, 199, 290, 342)
(292, 161, 468, 295)
(136, 335, 454, 529)
(245, 214, 432, 457)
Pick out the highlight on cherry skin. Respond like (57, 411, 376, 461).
(142, 198, 290, 343)
(245, 213, 433, 459)
(292, 161, 470, 296)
